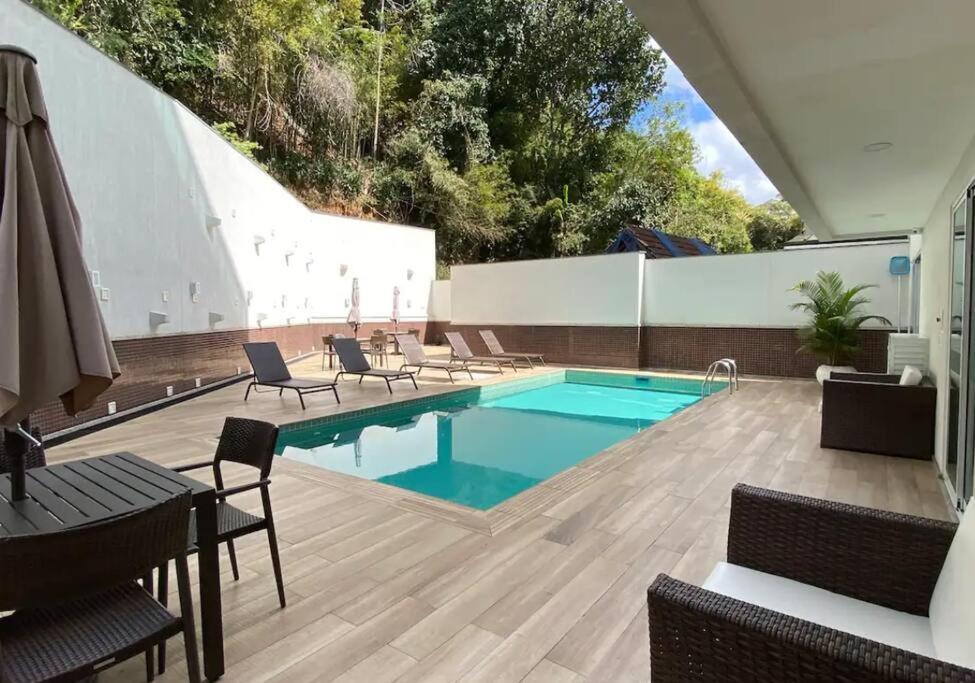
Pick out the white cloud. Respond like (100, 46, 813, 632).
(649, 38, 779, 205)
(691, 117, 778, 205)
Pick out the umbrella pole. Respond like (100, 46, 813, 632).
(4, 419, 36, 501)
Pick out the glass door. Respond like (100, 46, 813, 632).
(947, 186, 974, 509)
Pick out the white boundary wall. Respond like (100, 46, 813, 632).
(4, 0, 435, 340)
(450, 253, 645, 326)
(643, 241, 908, 328)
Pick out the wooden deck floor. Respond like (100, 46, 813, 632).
(49, 353, 953, 682)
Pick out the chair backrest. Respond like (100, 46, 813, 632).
(395, 334, 427, 365)
(0, 491, 191, 611)
(214, 416, 280, 479)
(929, 509, 975, 669)
(333, 337, 372, 373)
(479, 330, 505, 355)
(444, 331, 473, 360)
(243, 342, 292, 383)
(0, 425, 46, 475)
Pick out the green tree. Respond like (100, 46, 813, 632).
(748, 197, 804, 251)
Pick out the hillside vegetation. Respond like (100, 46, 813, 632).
(32, 0, 803, 269)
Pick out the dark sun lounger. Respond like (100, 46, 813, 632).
(243, 341, 340, 408)
(395, 333, 473, 383)
(444, 332, 517, 373)
(333, 337, 418, 394)
(479, 330, 545, 368)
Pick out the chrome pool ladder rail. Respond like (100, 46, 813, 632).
(703, 358, 738, 396)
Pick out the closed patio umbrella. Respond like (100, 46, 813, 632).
(0, 46, 120, 499)
(390, 286, 400, 332)
(346, 277, 361, 336)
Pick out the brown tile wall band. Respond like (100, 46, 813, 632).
(33, 322, 888, 436)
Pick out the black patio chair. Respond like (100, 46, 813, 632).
(243, 341, 340, 408)
(156, 417, 285, 674)
(333, 337, 418, 394)
(0, 491, 201, 683)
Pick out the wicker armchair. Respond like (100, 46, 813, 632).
(156, 417, 284, 673)
(647, 485, 973, 682)
(0, 492, 200, 683)
(821, 371, 936, 459)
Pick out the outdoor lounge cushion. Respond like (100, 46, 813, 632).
(928, 508, 975, 669)
(900, 364, 923, 386)
(705, 504, 975, 673)
(703, 562, 939, 663)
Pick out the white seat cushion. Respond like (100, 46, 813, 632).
(929, 509, 975, 669)
(900, 364, 923, 386)
(703, 562, 937, 661)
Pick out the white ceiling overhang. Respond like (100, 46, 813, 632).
(625, 0, 975, 239)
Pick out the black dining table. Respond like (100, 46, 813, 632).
(0, 451, 225, 680)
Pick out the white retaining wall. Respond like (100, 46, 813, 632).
(3, 0, 436, 340)
(450, 253, 645, 326)
(643, 241, 909, 328)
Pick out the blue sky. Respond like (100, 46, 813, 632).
(632, 43, 778, 206)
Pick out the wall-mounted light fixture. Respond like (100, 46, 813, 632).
(205, 215, 222, 233)
(189, 282, 202, 303)
(257, 312, 268, 328)
(281, 295, 288, 308)
(284, 250, 295, 266)
(254, 235, 266, 256)
(208, 311, 224, 327)
(339, 264, 349, 277)
(246, 290, 254, 305)
(406, 268, 414, 280)
(149, 311, 169, 327)
(306, 256, 314, 273)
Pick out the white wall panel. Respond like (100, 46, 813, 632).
(450, 253, 644, 326)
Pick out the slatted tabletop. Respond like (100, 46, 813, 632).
(0, 452, 211, 536)
(0, 452, 225, 679)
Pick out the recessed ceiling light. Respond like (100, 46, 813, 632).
(863, 142, 893, 152)
(868, 213, 886, 219)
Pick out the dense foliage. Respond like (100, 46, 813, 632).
(790, 271, 891, 366)
(32, 0, 801, 267)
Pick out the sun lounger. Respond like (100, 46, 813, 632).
(444, 332, 517, 373)
(333, 338, 418, 394)
(394, 334, 473, 383)
(243, 341, 340, 408)
(479, 330, 545, 368)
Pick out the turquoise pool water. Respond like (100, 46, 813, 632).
(276, 372, 708, 510)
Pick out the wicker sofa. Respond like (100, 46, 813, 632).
(821, 371, 937, 459)
(647, 484, 974, 682)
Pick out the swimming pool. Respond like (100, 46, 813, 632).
(276, 371, 717, 510)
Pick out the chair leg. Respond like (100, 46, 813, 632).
(157, 563, 169, 674)
(142, 573, 154, 682)
(278, 388, 284, 396)
(447, 370, 454, 384)
(410, 374, 418, 390)
(385, 378, 393, 394)
(466, 366, 474, 380)
(332, 386, 341, 404)
(263, 490, 287, 609)
(297, 390, 306, 410)
(175, 555, 202, 683)
(227, 539, 240, 581)
(244, 382, 254, 401)
(359, 375, 364, 384)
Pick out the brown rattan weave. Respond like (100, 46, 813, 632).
(647, 484, 972, 682)
(0, 492, 201, 682)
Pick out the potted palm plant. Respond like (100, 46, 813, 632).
(790, 271, 891, 384)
